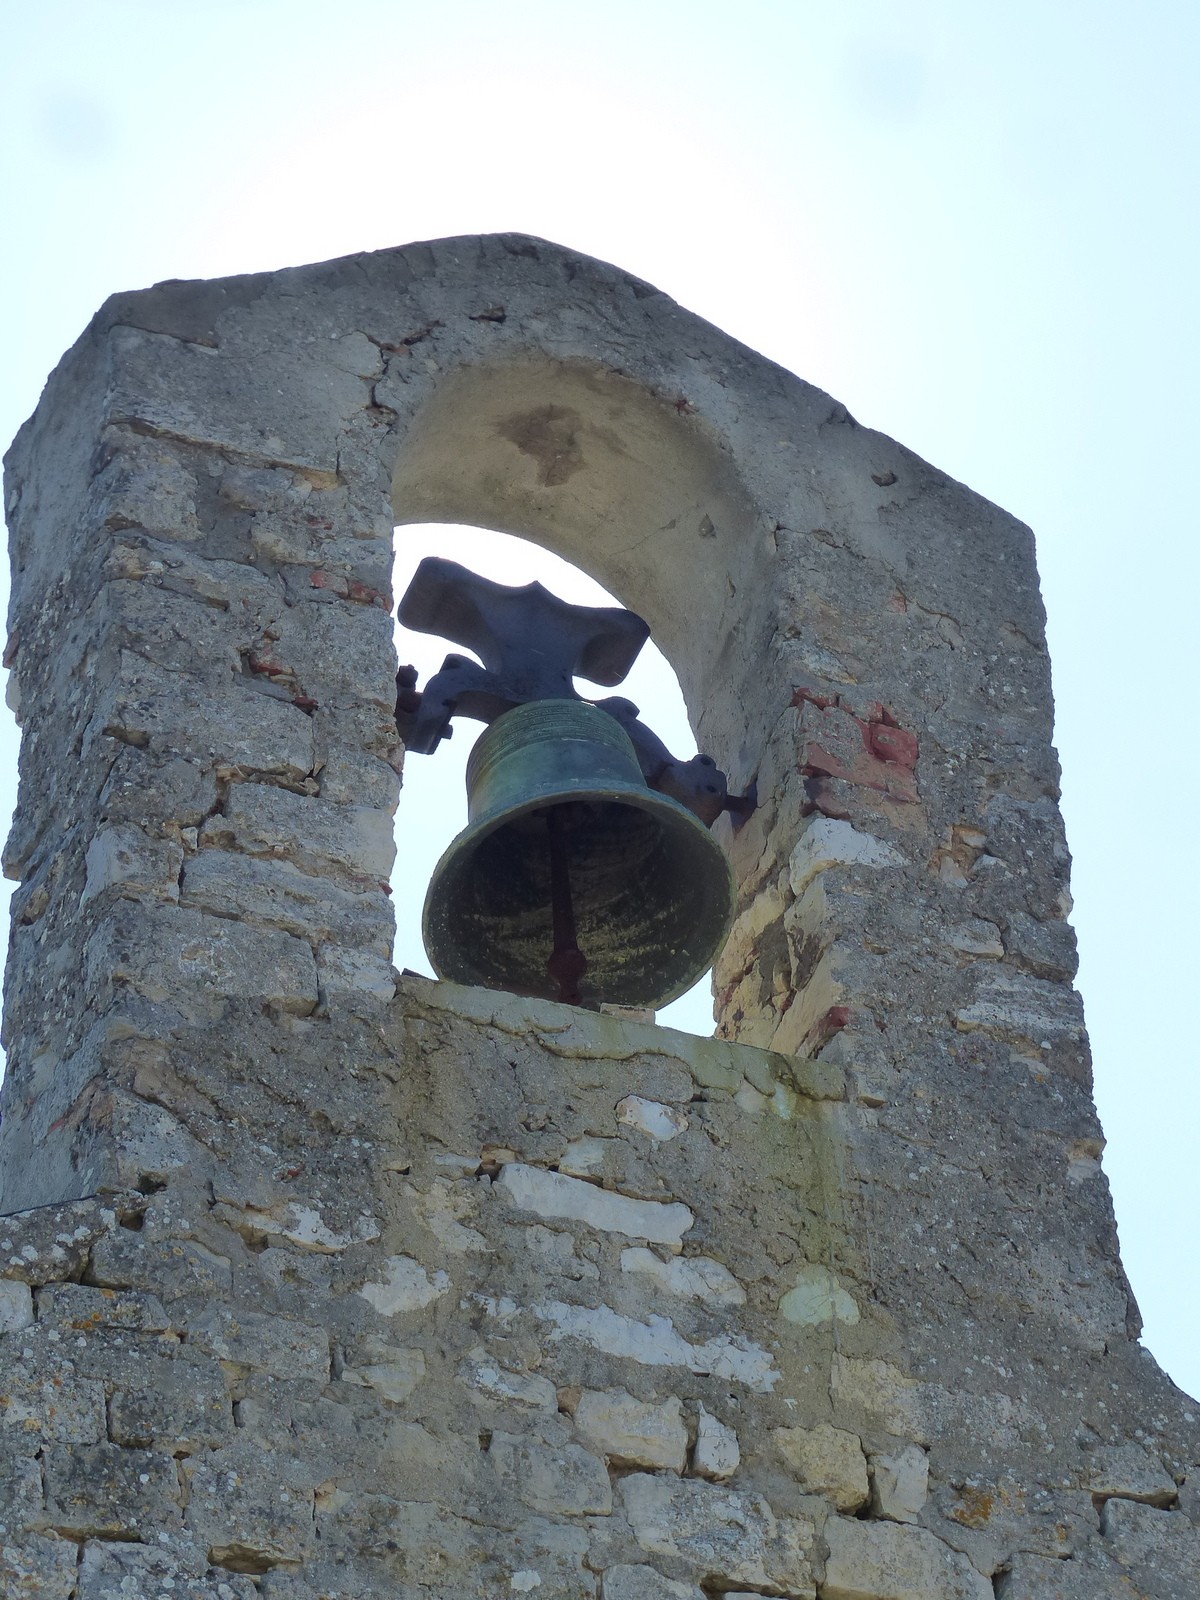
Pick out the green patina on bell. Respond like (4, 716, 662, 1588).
(423, 699, 735, 1010)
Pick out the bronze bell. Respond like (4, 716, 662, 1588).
(422, 699, 736, 1010)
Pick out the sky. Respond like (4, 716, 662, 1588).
(1, 1, 1197, 1398)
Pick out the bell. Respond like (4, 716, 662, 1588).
(423, 699, 735, 1010)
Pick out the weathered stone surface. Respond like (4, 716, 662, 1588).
(789, 816, 907, 895)
(823, 1518, 992, 1600)
(778, 1264, 861, 1326)
(775, 1424, 869, 1512)
(84, 903, 319, 1018)
(620, 1473, 815, 1595)
(1, 1356, 107, 1443)
(109, 1355, 234, 1450)
(489, 1432, 612, 1517)
(185, 1444, 317, 1569)
(182, 849, 393, 954)
(0, 1534, 78, 1600)
(996, 1552, 1130, 1599)
(1100, 1497, 1200, 1594)
(359, 1254, 450, 1317)
(602, 1565, 706, 1600)
(38, 1282, 171, 1332)
(1082, 1441, 1179, 1506)
(189, 1307, 330, 1381)
(574, 1387, 687, 1471)
(204, 782, 396, 881)
(76, 1539, 259, 1599)
(43, 1443, 181, 1538)
(0, 1279, 33, 1332)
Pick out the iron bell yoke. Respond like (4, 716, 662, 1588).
(396, 559, 753, 1010)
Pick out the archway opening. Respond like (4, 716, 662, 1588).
(391, 521, 718, 1036)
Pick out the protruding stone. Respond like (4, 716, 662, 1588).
(574, 1387, 688, 1471)
(0, 1279, 33, 1333)
(823, 1518, 992, 1600)
(616, 1096, 689, 1141)
(870, 1444, 929, 1523)
(692, 1403, 739, 1480)
(602, 1565, 706, 1600)
(1082, 1441, 1178, 1507)
(775, 1423, 869, 1512)
(620, 1247, 746, 1306)
(619, 1473, 815, 1596)
(497, 1163, 694, 1249)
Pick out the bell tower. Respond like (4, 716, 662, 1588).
(1, 235, 1197, 1598)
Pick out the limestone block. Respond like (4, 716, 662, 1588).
(522, 1297, 779, 1390)
(107, 324, 368, 475)
(496, 1162, 694, 1248)
(616, 1095, 688, 1141)
(619, 1247, 746, 1307)
(789, 816, 907, 896)
(619, 1473, 815, 1596)
(83, 903, 319, 1019)
(779, 1265, 861, 1326)
(489, 1433, 612, 1516)
(359, 1254, 450, 1317)
(204, 782, 396, 880)
(498, 1518, 595, 1600)
(317, 945, 397, 1007)
(0, 1195, 138, 1284)
(315, 746, 401, 809)
(774, 1423, 869, 1512)
(88, 1232, 233, 1298)
(602, 1565, 706, 1600)
(1082, 1441, 1179, 1506)
(0, 1452, 43, 1532)
(99, 749, 219, 831)
(953, 969, 1086, 1049)
(1004, 910, 1078, 981)
(88, 434, 201, 540)
(692, 1403, 740, 1480)
(81, 824, 183, 904)
(109, 1355, 234, 1451)
(42, 1443, 181, 1539)
(1, 1357, 107, 1443)
(38, 1283, 171, 1332)
(574, 1387, 688, 1471)
(943, 918, 1004, 958)
(185, 1446, 316, 1570)
(76, 1539, 259, 1598)
(0, 1534, 78, 1600)
(996, 1553, 1131, 1599)
(93, 653, 316, 781)
(270, 601, 398, 706)
(341, 1345, 426, 1404)
(181, 850, 393, 956)
(0, 1280, 33, 1333)
(1100, 1497, 1200, 1592)
(458, 1352, 558, 1412)
(870, 1444, 929, 1523)
(188, 1307, 330, 1381)
(822, 1518, 992, 1600)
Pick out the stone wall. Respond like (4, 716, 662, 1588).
(1, 235, 1197, 1595)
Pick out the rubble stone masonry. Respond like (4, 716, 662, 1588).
(0, 235, 1196, 1596)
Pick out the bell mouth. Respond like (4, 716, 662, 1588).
(421, 702, 735, 1010)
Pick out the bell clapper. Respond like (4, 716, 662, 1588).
(545, 807, 588, 1005)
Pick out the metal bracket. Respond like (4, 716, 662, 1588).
(395, 557, 755, 828)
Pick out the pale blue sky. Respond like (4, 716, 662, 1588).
(2, 1, 1197, 1398)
